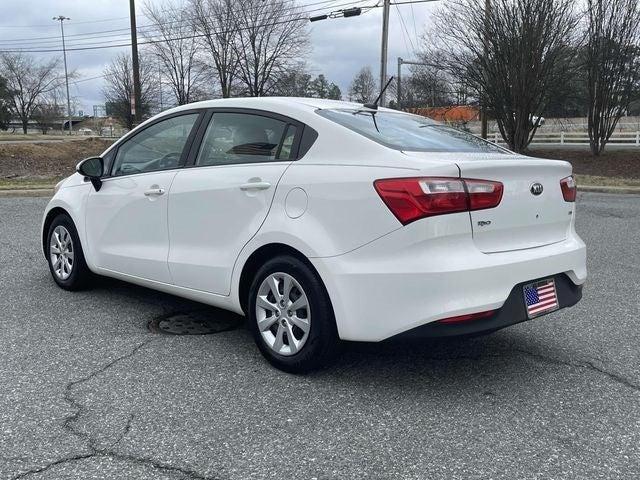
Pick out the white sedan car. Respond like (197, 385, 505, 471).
(42, 97, 586, 372)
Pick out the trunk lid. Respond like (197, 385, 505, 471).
(403, 152, 574, 253)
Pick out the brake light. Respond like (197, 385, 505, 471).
(374, 177, 503, 225)
(437, 309, 496, 324)
(560, 175, 576, 202)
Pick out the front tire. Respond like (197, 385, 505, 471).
(248, 255, 338, 373)
(46, 214, 92, 291)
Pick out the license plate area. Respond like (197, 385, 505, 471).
(523, 278, 559, 319)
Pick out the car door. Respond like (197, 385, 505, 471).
(84, 112, 201, 283)
(167, 109, 302, 295)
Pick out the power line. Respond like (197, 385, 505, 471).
(0, 0, 365, 50)
(70, 74, 106, 85)
(0, 15, 135, 29)
(395, 5, 412, 55)
(409, 2, 419, 49)
(395, 3, 416, 54)
(66, 2, 377, 88)
(66, 0, 369, 48)
(0, 0, 378, 53)
(0, 0, 350, 44)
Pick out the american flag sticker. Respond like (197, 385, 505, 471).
(523, 279, 559, 318)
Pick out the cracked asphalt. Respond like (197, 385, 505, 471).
(1, 192, 639, 480)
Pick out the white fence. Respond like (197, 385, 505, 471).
(490, 131, 640, 146)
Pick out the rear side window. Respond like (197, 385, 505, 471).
(277, 124, 297, 160)
(317, 108, 504, 153)
(196, 113, 289, 166)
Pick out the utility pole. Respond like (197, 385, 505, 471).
(129, 0, 142, 124)
(397, 57, 403, 110)
(480, 0, 490, 139)
(158, 66, 163, 111)
(53, 16, 72, 136)
(397, 58, 434, 111)
(379, 0, 391, 107)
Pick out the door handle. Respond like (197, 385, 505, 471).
(239, 181, 271, 191)
(144, 188, 165, 197)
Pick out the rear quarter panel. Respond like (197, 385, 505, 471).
(228, 117, 462, 309)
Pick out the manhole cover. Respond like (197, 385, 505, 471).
(148, 310, 241, 335)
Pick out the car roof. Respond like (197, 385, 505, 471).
(163, 96, 398, 117)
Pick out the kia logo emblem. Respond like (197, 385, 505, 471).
(530, 183, 544, 196)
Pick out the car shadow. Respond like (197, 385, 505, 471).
(89, 274, 246, 324)
(82, 274, 565, 385)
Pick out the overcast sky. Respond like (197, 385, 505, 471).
(0, 0, 439, 113)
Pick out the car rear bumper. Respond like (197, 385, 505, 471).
(310, 214, 587, 342)
(390, 273, 582, 339)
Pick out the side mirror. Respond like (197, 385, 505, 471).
(77, 157, 104, 191)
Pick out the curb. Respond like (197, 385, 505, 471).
(0, 188, 53, 197)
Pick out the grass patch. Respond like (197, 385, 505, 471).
(0, 137, 114, 178)
(575, 174, 640, 188)
(531, 148, 640, 180)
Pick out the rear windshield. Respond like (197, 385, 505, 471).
(317, 108, 505, 153)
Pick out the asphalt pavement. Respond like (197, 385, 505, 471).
(0, 193, 639, 480)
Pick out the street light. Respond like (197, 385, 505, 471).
(397, 58, 440, 110)
(53, 16, 72, 136)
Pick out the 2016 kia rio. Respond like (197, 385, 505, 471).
(42, 97, 586, 373)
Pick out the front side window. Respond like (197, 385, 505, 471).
(196, 113, 289, 167)
(111, 113, 199, 176)
(317, 108, 505, 153)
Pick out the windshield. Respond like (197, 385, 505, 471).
(317, 108, 506, 153)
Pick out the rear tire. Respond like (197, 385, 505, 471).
(248, 255, 338, 373)
(46, 214, 92, 291)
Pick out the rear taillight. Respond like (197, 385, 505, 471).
(374, 177, 503, 225)
(465, 179, 503, 210)
(560, 175, 577, 202)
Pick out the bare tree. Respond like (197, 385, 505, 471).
(32, 90, 65, 134)
(0, 53, 63, 134)
(142, 0, 206, 106)
(103, 53, 158, 129)
(233, 0, 310, 96)
(189, 0, 239, 98)
(400, 63, 457, 109)
(585, 0, 640, 155)
(0, 75, 11, 130)
(348, 67, 377, 103)
(430, 0, 578, 152)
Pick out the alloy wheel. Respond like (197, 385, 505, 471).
(50, 225, 74, 280)
(255, 272, 311, 356)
